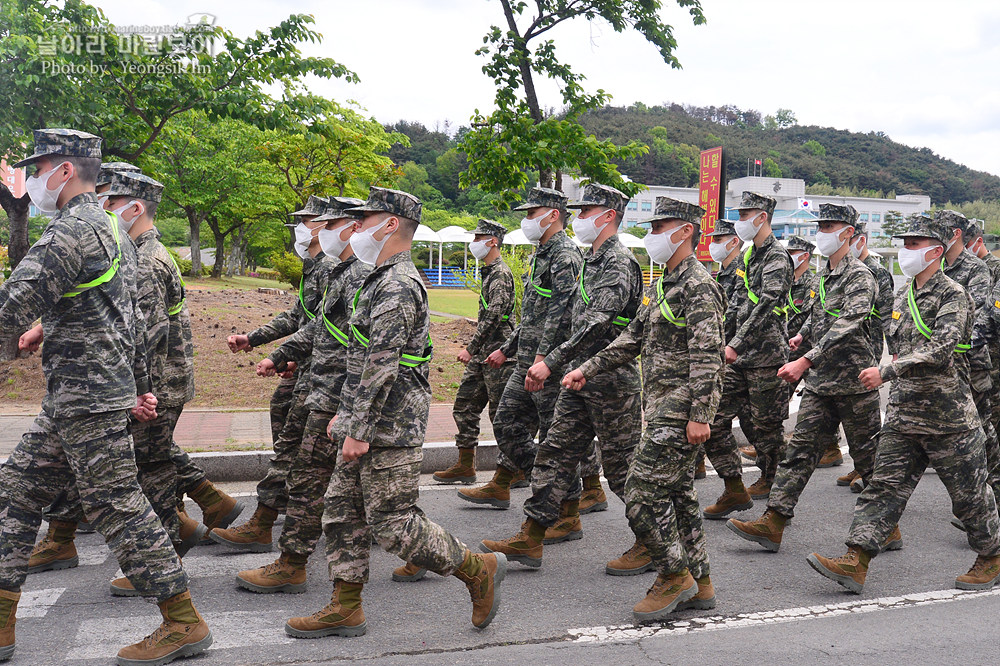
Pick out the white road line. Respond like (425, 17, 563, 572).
(18, 587, 65, 618)
(568, 587, 1000, 644)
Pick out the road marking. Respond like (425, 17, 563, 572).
(568, 587, 1000, 644)
(18, 587, 65, 618)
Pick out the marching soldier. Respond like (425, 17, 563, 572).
(966, 219, 1000, 285)
(707, 218, 742, 306)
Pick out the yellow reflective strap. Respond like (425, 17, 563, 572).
(349, 286, 432, 366)
(298, 275, 316, 320)
(655, 273, 686, 327)
(531, 255, 552, 297)
(741, 246, 782, 316)
(320, 289, 349, 346)
(480, 290, 511, 321)
(906, 282, 969, 353)
(63, 211, 122, 298)
(166, 253, 186, 316)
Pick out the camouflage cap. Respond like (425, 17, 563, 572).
(345, 186, 422, 223)
(12, 128, 102, 168)
(705, 218, 738, 237)
(786, 235, 815, 254)
(966, 218, 985, 241)
(290, 195, 328, 217)
(473, 218, 507, 242)
(815, 203, 856, 225)
(643, 196, 706, 226)
(313, 196, 366, 222)
(512, 187, 569, 213)
(934, 209, 968, 231)
(852, 219, 868, 238)
(567, 183, 628, 216)
(104, 171, 164, 204)
(96, 161, 141, 187)
(735, 191, 776, 218)
(893, 214, 950, 244)
(845, 204, 860, 224)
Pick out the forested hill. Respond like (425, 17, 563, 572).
(577, 104, 1000, 204)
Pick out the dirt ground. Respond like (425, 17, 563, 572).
(0, 288, 477, 410)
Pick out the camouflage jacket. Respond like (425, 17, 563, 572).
(715, 257, 741, 305)
(943, 249, 993, 388)
(500, 230, 582, 369)
(862, 252, 896, 355)
(984, 252, 1000, 287)
(465, 256, 515, 359)
(729, 233, 793, 367)
(797, 253, 878, 395)
(333, 251, 432, 447)
(579, 254, 725, 425)
(0, 193, 150, 417)
(881, 270, 978, 434)
(786, 269, 819, 339)
(269, 255, 372, 414)
(247, 252, 333, 348)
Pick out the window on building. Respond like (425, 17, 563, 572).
(859, 213, 869, 221)
(626, 201, 637, 211)
(871, 213, 881, 222)
(640, 201, 652, 212)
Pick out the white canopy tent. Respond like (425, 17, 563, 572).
(412, 224, 443, 284)
(502, 228, 532, 246)
(437, 225, 476, 276)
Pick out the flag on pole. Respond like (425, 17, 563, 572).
(797, 198, 815, 211)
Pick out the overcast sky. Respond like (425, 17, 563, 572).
(94, 0, 1000, 177)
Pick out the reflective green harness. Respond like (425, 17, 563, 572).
(351, 287, 433, 367)
(817, 276, 877, 320)
(63, 211, 122, 298)
(480, 292, 512, 321)
(905, 282, 970, 353)
(741, 247, 784, 316)
(321, 288, 350, 347)
(299, 274, 316, 320)
(529, 255, 552, 298)
(655, 273, 686, 327)
(579, 263, 630, 327)
(166, 254, 187, 316)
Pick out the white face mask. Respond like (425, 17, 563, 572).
(293, 222, 315, 259)
(571, 210, 609, 246)
(967, 238, 980, 253)
(644, 224, 689, 265)
(814, 229, 847, 257)
(734, 213, 762, 242)
(708, 239, 734, 264)
(97, 194, 109, 208)
(26, 163, 69, 214)
(318, 223, 353, 258)
(521, 212, 551, 243)
(898, 246, 939, 278)
(110, 200, 142, 233)
(946, 235, 959, 252)
(850, 236, 864, 258)
(791, 252, 809, 271)
(469, 239, 492, 260)
(350, 218, 393, 266)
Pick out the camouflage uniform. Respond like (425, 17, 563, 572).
(523, 185, 643, 527)
(862, 256, 895, 358)
(0, 129, 186, 601)
(578, 246, 726, 580)
(847, 216, 1000, 558)
(785, 236, 819, 362)
(705, 220, 740, 343)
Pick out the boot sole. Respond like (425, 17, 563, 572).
(457, 493, 509, 510)
(605, 562, 655, 576)
(542, 530, 583, 545)
(677, 594, 717, 611)
(836, 478, 856, 487)
(951, 517, 967, 532)
(110, 581, 143, 597)
(806, 554, 863, 594)
(510, 480, 530, 489)
(955, 573, 1000, 591)
(208, 531, 273, 552)
(236, 577, 307, 594)
(116, 630, 213, 665)
(475, 552, 507, 629)
(579, 501, 608, 515)
(77, 522, 96, 534)
(27, 555, 79, 575)
(817, 459, 844, 468)
(633, 582, 698, 623)
(694, 472, 707, 480)
(177, 524, 208, 558)
(391, 568, 428, 582)
(0, 644, 12, 661)
(702, 500, 754, 520)
(850, 482, 865, 494)
(478, 541, 541, 568)
(881, 538, 903, 553)
(725, 521, 780, 552)
(432, 474, 477, 485)
(284, 621, 367, 638)
(199, 503, 246, 545)
(748, 490, 771, 501)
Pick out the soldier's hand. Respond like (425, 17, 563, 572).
(457, 349, 472, 365)
(724, 346, 738, 364)
(18, 324, 44, 353)
(327, 414, 339, 439)
(777, 357, 811, 383)
(788, 334, 803, 352)
(342, 436, 370, 462)
(858, 367, 884, 390)
(525, 360, 551, 392)
(562, 369, 587, 391)
(686, 421, 711, 445)
(133, 393, 158, 422)
(228, 334, 252, 353)
(486, 349, 507, 368)
(257, 359, 277, 377)
(278, 361, 298, 379)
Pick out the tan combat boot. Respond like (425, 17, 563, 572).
(632, 570, 697, 622)
(457, 466, 515, 509)
(237, 553, 308, 594)
(746, 476, 772, 500)
(882, 525, 902, 552)
(739, 444, 757, 460)
(542, 501, 583, 545)
(606, 540, 654, 576)
(818, 443, 844, 468)
(806, 546, 870, 594)
(110, 574, 140, 597)
(391, 561, 428, 582)
(285, 580, 366, 638)
(579, 475, 608, 514)
(433, 448, 477, 485)
(188, 479, 243, 533)
(27, 520, 78, 574)
(0, 589, 19, 662)
(480, 519, 545, 568)
(694, 455, 707, 480)
(850, 476, 865, 494)
(454, 550, 506, 629)
(703, 477, 754, 520)
(727, 508, 788, 553)
(176, 506, 207, 557)
(678, 575, 716, 610)
(837, 469, 860, 487)
(956, 554, 1000, 590)
(208, 504, 278, 552)
(116, 590, 212, 665)
(510, 469, 530, 489)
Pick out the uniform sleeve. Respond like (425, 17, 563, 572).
(270, 315, 319, 367)
(730, 248, 791, 353)
(874, 267, 896, 355)
(881, 287, 968, 382)
(247, 295, 305, 348)
(685, 280, 726, 424)
(803, 270, 876, 366)
(536, 253, 580, 358)
(467, 267, 515, 357)
(138, 258, 171, 361)
(499, 326, 520, 359)
(131, 285, 153, 396)
(578, 309, 645, 379)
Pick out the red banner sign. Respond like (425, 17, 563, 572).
(696, 146, 725, 262)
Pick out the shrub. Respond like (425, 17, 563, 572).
(269, 251, 303, 289)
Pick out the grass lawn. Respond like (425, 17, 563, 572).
(185, 275, 291, 291)
(428, 289, 480, 319)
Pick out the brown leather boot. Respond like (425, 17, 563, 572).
(678, 575, 716, 610)
(480, 519, 544, 568)
(208, 504, 278, 552)
(237, 553, 308, 594)
(956, 554, 1000, 590)
(454, 550, 506, 628)
(632, 570, 697, 622)
(727, 508, 787, 553)
(543, 501, 583, 545)
(27, 520, 78, 574)
(510, 469, 530, 489)
(189, 479, 243, 532)
(433, 448, 477, 485)
(837, 469, 860, 487)
(739, 444, 757, 459)
(117, 590, 212, 665)
(0, 588, 19, 662)
(391, 561, 428, 582)
(818, 443, 844, 468)
(850, 476, 865, 494)
(110, 575, 141, 598)
(176, 507, 207, 557)
(285, 581, 366, 638)
(457, 467, 514, 509)
(579, 475, 608, 514)
(703, 478, 753, 520)
(694, 455, 707, 480)
(882, 525, 903, 552)
(605, 540, 654, 576)
(746, 476, 772, 500)
(806, 546, 870, 594)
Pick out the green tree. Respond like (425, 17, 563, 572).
(803, 139, 826, 157)
(881, 210, 907, 238)
(763, 157, 782, 178)
(775, 108, 798, 128)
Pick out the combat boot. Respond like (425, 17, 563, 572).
(703, 477, 753, 520)
(116, 590, 212, 666)
(0, 589, 19, 662)
(837, 469, 860, 487)
(175, 507, 207, 557)
(694, 455, 707, 480)
(605, 540, 654, 576)
(391, 562, 428, 582)
(510, 469, 530, 489)
(739, 444, 757, 460)
(188, 479, 243, 533)
(457, 466, 514, 509)
(543, 500, 583, 545)
(818, 443, 844, 468)
(579, 475, 608, 514)
(208, 504, 278, 552)
(850, 476, 865, 493)
(27, 520, 78, 574)
(746, 476, 772, 500)
(110, 574, 141, 597)
(632, 570, 697, 622)
(480, 519, 544, 568)
(882, 525, 903, 552)
(454, 550, 506, 628)
(955, 554, 1000, 590)
(726, 508, 787, 552)
(237, 553, 308, 594)
(285, 580, 366, 638)
(677, 575, 716, 610)
(806, 546, 870, 594)
(951, 517, 967, 532)
(433, 448, 477, 485)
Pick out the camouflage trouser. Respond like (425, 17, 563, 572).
(524, 377, 641, 527)
(171, 443, 207, 498)
(322, 446, 466, 583)
(624, 420, 708, 579)
(257, 386, 310, 512)
(492, 366, 557, 475)
(847, 426, 1000, 558)
(270, 373, 297, 443)
(989, 341, 1000, 436)
(452, 358, 515, 449)
(279, 410, 338, 557)
(0, 411, 187, 600)
(706, 364, 787, 484)
(768, 390, 881, 517)
(970, 383, 1000, 504)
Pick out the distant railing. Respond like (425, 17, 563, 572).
(421, 266, 471, 288)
